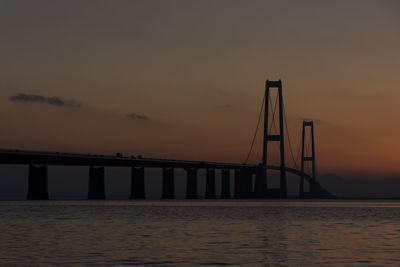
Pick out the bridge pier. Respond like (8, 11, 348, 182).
(205, 169, 216, 199)
(242, 168, 253, 198)
(88, 166, 105, 199)
(234, 169, 242, 198)
(185, 168, 198, 199)
(162, 168, 175, 199)
(27, 164, 49, 200)
(131, 167, 145, 199)
(234, 168, 252, 199)
(254, 167, 267, 198)
(220, 169, 231, 199)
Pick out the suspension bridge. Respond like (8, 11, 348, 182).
(0, 80, 335, 200)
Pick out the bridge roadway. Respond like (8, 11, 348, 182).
(0, 149, 313, 181)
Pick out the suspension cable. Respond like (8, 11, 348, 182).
(244, 92, 265, 163)
(282, 100, 299, 170)
(269, 92, 279, 135)
(295, 130, 302, 166)
(244, 87, 303, 171)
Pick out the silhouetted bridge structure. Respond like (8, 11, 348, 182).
(0, 80, 335, 200)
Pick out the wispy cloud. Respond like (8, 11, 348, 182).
(127, 112, 150, 121)
(9, 93, 81, 107)
(9, 93, 153, 123)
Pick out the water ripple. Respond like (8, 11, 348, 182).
(1, 200, 400, 266)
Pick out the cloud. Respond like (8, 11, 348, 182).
(9, 93, 81, 107)
(127, 112, 149, 121)
(9, 93, 152, 123)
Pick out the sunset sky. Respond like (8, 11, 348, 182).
(1, 1, 400, 197)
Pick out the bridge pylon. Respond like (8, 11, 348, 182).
(299, 120, 316, 198)
(262, 80, 287, 198)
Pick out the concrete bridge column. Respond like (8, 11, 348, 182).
(27, 164, 49, 200)
(254, 167, 267, 198)
(242, 168, 253, 198)
(234, 168, 252, 199)
(131, 167, 145, 199)
(88, 166, 105, 199)
(220, 169, 231, 199)
(205, 169, 216, 199)
(185, 168, 198, 199)
(234, 169, 242, 198)
(162, 168, 175, 199)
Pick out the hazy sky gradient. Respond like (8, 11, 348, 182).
(1, 0, 400, 187)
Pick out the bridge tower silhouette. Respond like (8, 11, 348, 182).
(262, 80, 287, 198)
(299, 120, 317, 198)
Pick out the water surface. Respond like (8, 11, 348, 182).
(1, 200, 400, 266)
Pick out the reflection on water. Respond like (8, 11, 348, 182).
(1, 200, 400, 266)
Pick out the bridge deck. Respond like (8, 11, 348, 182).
(0, 149, 314, 181)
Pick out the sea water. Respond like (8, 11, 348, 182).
(1, 200, 400, 266)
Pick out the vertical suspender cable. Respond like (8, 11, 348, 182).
(244, 92, 265, 163)
(282, 101, 300, 170)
